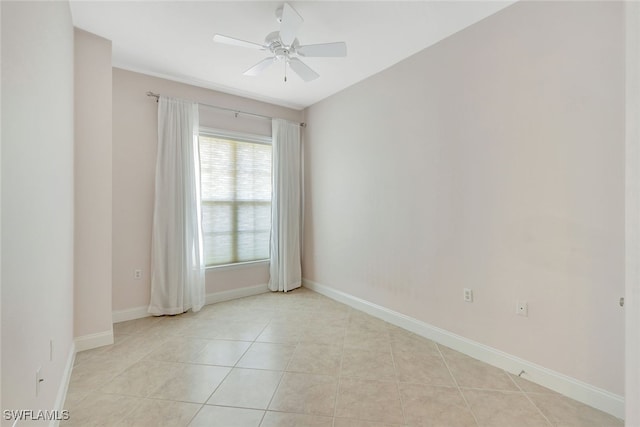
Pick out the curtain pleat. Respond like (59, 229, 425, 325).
(269, 119, 303, 292)
(148, 96, 205, 314)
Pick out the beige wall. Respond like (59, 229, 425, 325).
(1, 0, 75, 421)
(112, 68, 303, 312)
(303, 0, 624, 395)
(625, 2, 640, 423)
(74, 29, 113, 340)
(1, 2, 3, 414)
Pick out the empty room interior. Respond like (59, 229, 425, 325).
(2, 0, 640, 426)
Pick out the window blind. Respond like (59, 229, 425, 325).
(199, 134, 272, 266)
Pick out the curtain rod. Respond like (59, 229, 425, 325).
(146, 92, 306, 128)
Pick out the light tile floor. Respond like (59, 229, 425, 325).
(63, 288, 623, 427)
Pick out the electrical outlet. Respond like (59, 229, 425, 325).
(463, 288, 473, 303)
(516, 300, 528, 317)
(134, 269, 142, 280)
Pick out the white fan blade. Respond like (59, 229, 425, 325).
(280, 3, 303, 46)
(297, 42, 347, 57)
(243, 57, 276, 76)
(213, 34, 264, 50)
(288, 57, 319, 82)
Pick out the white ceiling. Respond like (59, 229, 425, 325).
(70, 1, 515, 110)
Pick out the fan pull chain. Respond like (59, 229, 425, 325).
(284, 60, 288, 82)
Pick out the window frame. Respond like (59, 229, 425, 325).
(199, 127, 273, 269)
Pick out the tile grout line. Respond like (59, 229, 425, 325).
(331, 309, 349, 427)
(88, 343, 159, 395)
(192, 306, 274, 425)
(389, 339, 409, 426)
(260, 321, 301, 425)
(66, 297, 271, 426)
(185, 402, 205, 427)
(70, 291, 600, 427)
(435, 343, 481, 427)
(506, 371, 554, 427)
(238, 310, 283, 426)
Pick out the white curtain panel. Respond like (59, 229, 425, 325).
(148, 96, 205, 315)
(269, 119, 303, 292)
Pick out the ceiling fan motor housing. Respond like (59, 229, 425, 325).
(265, 31, 298, 59)
(213, 3, 345, 82)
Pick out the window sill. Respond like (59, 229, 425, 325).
(205, 259, 270, 271)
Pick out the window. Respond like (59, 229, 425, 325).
(199, 130, 272, 267)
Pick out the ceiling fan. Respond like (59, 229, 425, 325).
(213, 3, 347, 82)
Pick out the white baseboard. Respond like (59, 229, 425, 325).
(112, 283, 270, 324)
(112, 305, 150, 324)
(205, 283, 269, 305)
(74, 330, 114, 353)
(302, 278, 625, 419)
(50, 341, 75, 427)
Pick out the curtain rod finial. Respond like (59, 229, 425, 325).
(146, 91, 160, 101)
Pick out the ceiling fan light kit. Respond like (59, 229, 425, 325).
(213, 3, 347, 82)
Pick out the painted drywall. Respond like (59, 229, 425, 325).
(1, 0, 75, 422)
(1, 1, 3, 415)
(74, 29, 114, 342)
(625, 2, 640, 423)
(112, 68, 303, 312)
(303, 0, 624, 396)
